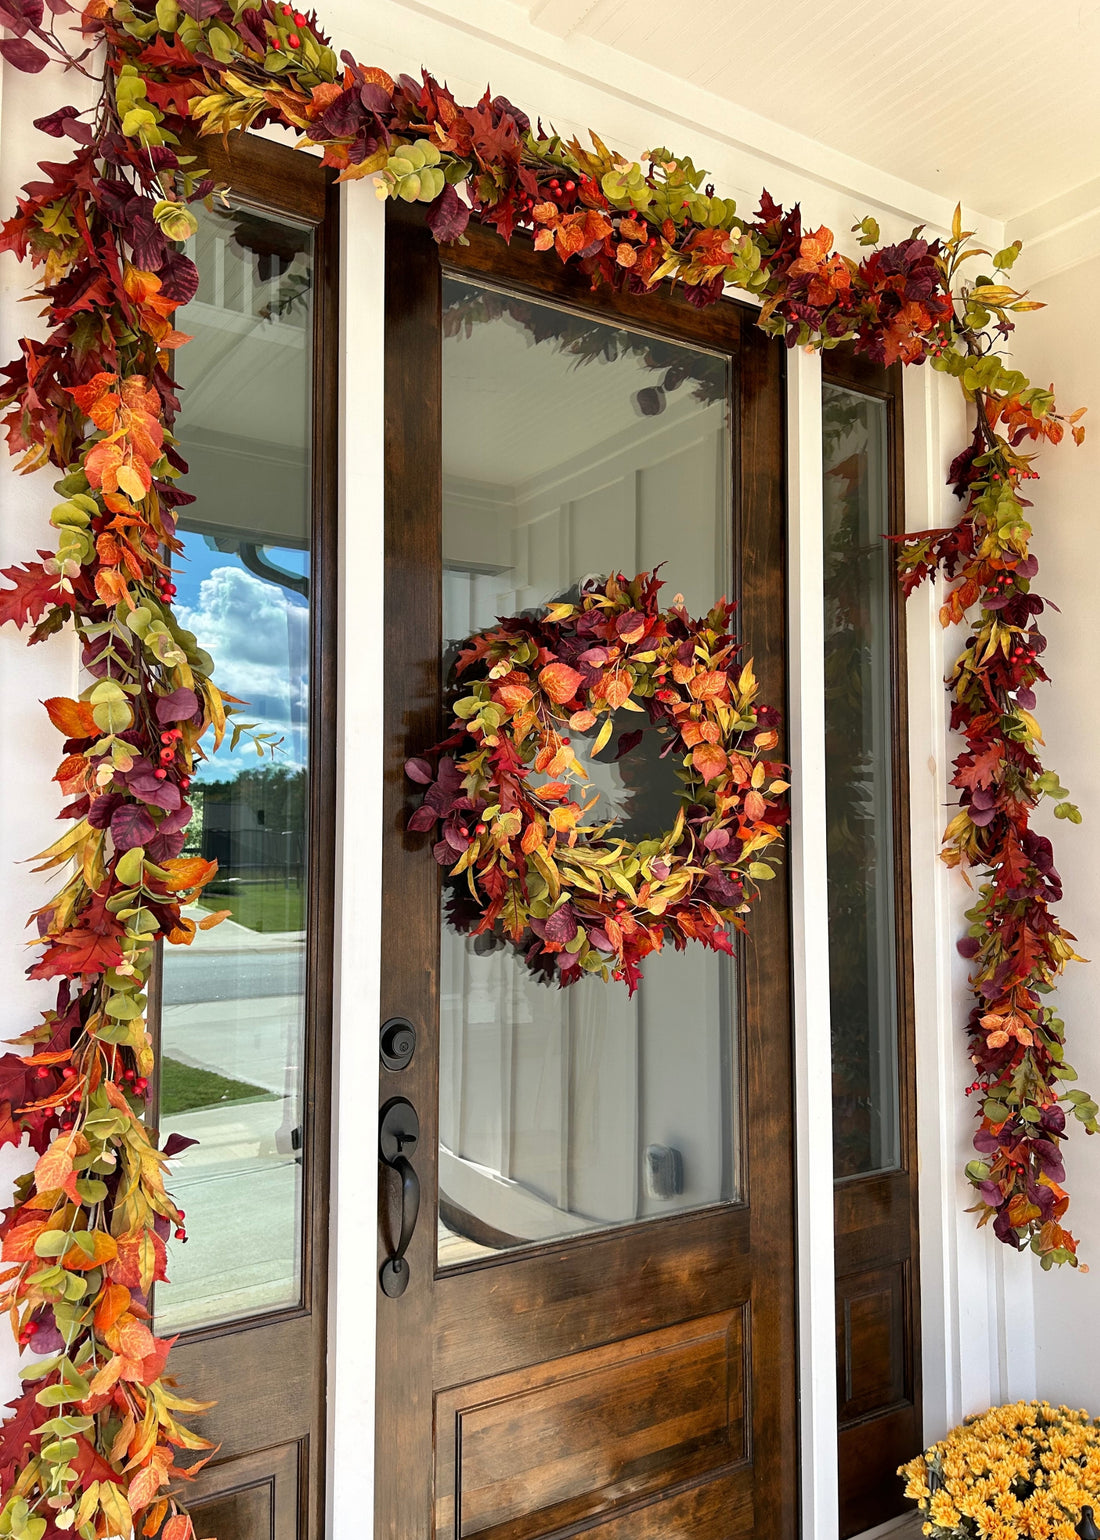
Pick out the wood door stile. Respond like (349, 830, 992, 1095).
(824, 349, 922, 1538)
(378, 206, 795, 1540)
(153, 130, 339, 1540)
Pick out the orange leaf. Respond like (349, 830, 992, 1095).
(688, 670, 728, 701)
(497, 683, 533, 711)
(569, 709, 597, 732)
(95, 1281, 132, 1335)
(159, 856, 218, 893)
(44, 697, 98, 739)
(163, 1515, 195, 1540)
(520, 822, 544, 854)
(196, 909, 230, 931)
(603, 673, 631, 710)
(116, 1315, 156, 1360)
(54, 753, 89, 793)
(128, 1462, 165, 1512)
(692, 744, 727, 783)
(95, 568, 131, 608)
(64, 1230, 118, 1270)
(2, 1218, 49, 1262)
(34, 1130, 86, 1200)
(744, 790, 766, 821)
(549, 803, 580, 832)
(66, 371, 120, 430)
(538, 662, 585, 706)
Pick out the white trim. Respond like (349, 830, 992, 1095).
(901, 365, 1037, 1441)
(326, 187, 386, 1539)
(786, 347, 840, 1540)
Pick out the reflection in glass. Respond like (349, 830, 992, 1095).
(155, 201, 314, 1331)
(438, 275, 738, 1265)
(822, 384, 900, 1178)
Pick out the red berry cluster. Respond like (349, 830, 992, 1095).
(1011, 635, 1039, 666)
(17, 1319, 39, 1348)
(154, 725, 183, 781)
(270, 3, 308, 49)
(156, 571, 176, 602)
(120, 1064, 149, 1098)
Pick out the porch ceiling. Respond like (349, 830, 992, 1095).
(526, 0, 1100, 226)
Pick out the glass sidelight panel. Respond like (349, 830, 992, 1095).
(155, 200, 314, 1330)
(822, 384, 900, 1178)
(438, 275, 738, 1265)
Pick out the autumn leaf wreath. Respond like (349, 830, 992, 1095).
(406, 569, 789, 991)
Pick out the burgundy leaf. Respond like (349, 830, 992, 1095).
(319, 89, 364, 139)
(155, 686, 199, 724)
(426, 183, 470, 244)
(407, 805, 438, 833)
(178, 0, 223, 16)
(0, 0, 43, 34)
(613, 730, 643, 761)
(158, 250, 200, 305)
(543, 904, 577, 945)
(162, 1132, 199, 1157)
(0, 36, 49, 71)
(110, 804, 156, 853)
(32, 105, 91, 142)
(404, 757, 434, 785)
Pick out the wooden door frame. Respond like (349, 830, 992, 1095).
(151, 130, 340, 1540)
(822, 350, 922, 1537)
(377, 203, 797, 1538)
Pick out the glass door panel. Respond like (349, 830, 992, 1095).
(154, 199, 315, 1331)
(438, 275, 739, 1265)
(822, 383, 899, 1177)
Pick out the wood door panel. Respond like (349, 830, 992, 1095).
(183, 1441, 303, 1540)
(836, 1264, 907, 1422)
(379, 208, 795, 1540)
(837, 1404, 921, 1537)
(436, 1311, 748, 1540)
(435, 1208, 750, 1385)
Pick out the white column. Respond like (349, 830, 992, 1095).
(326, 187, 386, 1539)
(786, 346, 840, 1540)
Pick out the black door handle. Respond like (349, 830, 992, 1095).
(379, 1098, 420, 1297)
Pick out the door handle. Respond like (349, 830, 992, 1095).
(379, 1098, 420, 1297)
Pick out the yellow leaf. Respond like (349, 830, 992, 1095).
(590, 716, 613, 756)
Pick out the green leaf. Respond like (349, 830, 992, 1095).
(32, 1231, 70, 1260)
(115, 846, 145, 887)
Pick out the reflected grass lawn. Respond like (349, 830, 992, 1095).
(196, 878, 305, 933)
(160, 1057, 277, 1117)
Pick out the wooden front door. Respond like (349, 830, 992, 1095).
(149, 133, 337, 1540)
(377, 210, 796, 1540)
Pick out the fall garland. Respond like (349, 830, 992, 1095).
(406, 571, 787, 993)
(0, 0, 1090, 1532)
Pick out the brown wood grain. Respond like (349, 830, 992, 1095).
(377, 215, 797, 1540)
(436, 1312, 746, 1540)
(824, 350, 922, 1538)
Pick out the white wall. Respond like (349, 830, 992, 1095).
(1011, 253, 1100, 1410)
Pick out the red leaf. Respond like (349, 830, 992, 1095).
(0, 557, 63, 629)
(27, 925, 123, 980)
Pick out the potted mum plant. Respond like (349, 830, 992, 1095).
(901, 1401, 1100, 1538)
